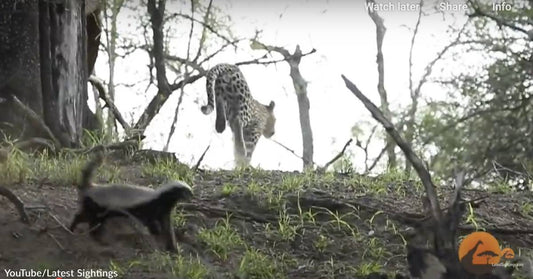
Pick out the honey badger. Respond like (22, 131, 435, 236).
(69, 151, 193, 251)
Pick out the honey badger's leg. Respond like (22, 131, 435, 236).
(69, 211, 88, 232)
(88, 216, 107, 241)
(159, 212, 177, 251)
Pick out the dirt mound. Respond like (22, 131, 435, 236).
(1, 162, 532, 279)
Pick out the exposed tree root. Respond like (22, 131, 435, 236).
(0, 186, 30, 224)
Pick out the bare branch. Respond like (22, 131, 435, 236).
(341, 74, 442, 224)
(88, 75, 132, 133)
(10, 95, 61, 148)
(468, 1, 529, 35)
(367, 143, 388, 173)
(193, 145, 210, 172)
(192, 0, 213, 64)
(318, 139, 353, 173)
(366, 0, 397, 169)
(270, 139, 313, 165)
(250, 41, 316, 169)
(169, 12, 235, 45)
(408, 0, 423, 97)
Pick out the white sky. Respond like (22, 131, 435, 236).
(92, 0, 475, 171)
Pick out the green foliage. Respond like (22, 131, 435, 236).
(198, 215, 244, 260)
(331, 156, 355, 174)
(221, 183, 237, 196)
(136, 251, 211, 279)
(142, 158, 194, 185)
(237, 248, 285, 279)
(417, 2, 533, 185)
(33, 151, 87, 185)
(0, 147, 31, 184)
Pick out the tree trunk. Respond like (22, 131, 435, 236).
(288, 46, 314, 170)
(0, 0, 90, 147)
(367, 0, 397, 169)
(250, 42, 316, 170)
(0, 0, 42, 138)
(41, 0, 87, 146)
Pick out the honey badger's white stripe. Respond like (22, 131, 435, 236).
(85, 181, 192, 209)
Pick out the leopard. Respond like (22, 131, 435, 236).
(201, 63, 276, 167)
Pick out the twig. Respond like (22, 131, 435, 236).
(469, 2, 529, 35)
(318, 139, 353, 173)
(47, 232, 66, 251)
(270, 139, 313, 166)
(48, 212, 74, 235)
(0, 186, 30, 224)
(366, 143, 388, 173)
(10, 95, 61, 148)
(66, 139, 139, 154)
(193, 145, 210, 172)
(178, 202, 275, 224)
(88, 75, 132, 133)
(191, 0, 213, 64)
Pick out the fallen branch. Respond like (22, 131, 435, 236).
(342, 74, 471, 276)
(0, 186, 29, 224)
(10, 95, 61, 148)
(0, 137, 57, 163)
(317, 138, 353, 173)
(193, 145, 210, 172)
(178, 202, 276, 224)
(341, 75, 442, 224)
(67, 140, 139, 155)
(88, 75, 132, 133)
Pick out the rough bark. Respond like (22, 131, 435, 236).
(41, 0, 87, 146)
(83, 7, 102, 131)
(132, 0, 203, 138)
(0, 0, 42, 138)
(0, 0, 89, 147)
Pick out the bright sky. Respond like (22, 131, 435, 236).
(92, 0, 472, 171)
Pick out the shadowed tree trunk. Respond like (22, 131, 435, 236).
(0, 0, 98, 147)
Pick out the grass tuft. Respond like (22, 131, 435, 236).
(198, 215, 244, 260)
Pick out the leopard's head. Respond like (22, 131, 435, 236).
(263, 101, 276, 138)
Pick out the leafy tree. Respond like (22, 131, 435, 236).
(421, 0, 532, 187)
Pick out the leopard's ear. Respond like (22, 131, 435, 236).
(267, 101, 275, 111)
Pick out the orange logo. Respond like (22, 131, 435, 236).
(458, 232, 515, 275)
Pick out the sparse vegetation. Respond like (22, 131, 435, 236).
(1, 150, 532, 278)
(141, 158, 194, 185)
(198, 215, 245, 260)
(237, 248, 285, 279)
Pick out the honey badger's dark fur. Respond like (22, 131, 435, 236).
(70, 152, 193, 251)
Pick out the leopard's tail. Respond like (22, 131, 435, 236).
(201, 65, 222, 115)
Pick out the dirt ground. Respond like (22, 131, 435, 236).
(1, 155, 533, 279)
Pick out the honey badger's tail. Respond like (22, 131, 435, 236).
(80, 148, 105, 190)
